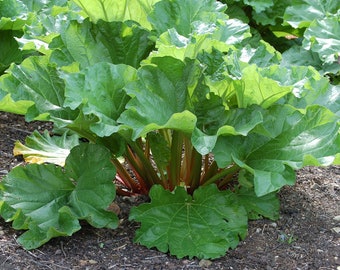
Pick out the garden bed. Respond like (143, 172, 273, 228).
(0, 111, 339, 269)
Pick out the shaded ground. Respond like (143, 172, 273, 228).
(0, 111, 339, 269)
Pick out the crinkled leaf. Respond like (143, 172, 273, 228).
(50, 19, 154, 69)
(0, 0, 31, 30)
(148, 19, 250, 62)
(94, 20, 154, 68)
(1, 56, 78, 122)
(192, 105, 263, 155)
(214, 105, 340, 196)
(13, 130, 80, 166)
(0, 31, 22, 74)
(65, 144, 118, 228)
(302, 14, 340, 65)
(232, 65, 292, 108)
(0, 143, 117, 250)
(235, 187, 280, 220)
(276, 67, 340, 116)
(148, 0, 227, 36)
(0, 93, 34, 115)
(49, 19, 111, 69)
(281, 45, 323, 70)
(16, 1, 81, 54)
(238, 41, 282, 67)
(72, 0, 159, 29)
(130, 184, 248, 259)
(243, 0, 274, 13)
(119, 57, 199, 138)
(62, 62, 137, 137)
(251, 0, 291, 26)
(283, 0, 339, 28)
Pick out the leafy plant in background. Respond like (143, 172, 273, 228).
(0, 0, 339, 259)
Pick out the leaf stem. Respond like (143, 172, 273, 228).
(128, 141, 163, 188)
(168, 130, 183, 189)
(187, 147, 202, 193)
(203, 164, 240, 186)
(111, 157, 144, 193)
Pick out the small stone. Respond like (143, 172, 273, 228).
(199, 259, 212, 268)
(270, 222, 277, 228)
(333, 215, 340, 222)
(256, 228, 262, 233)
(332, 227, 340, 233)
(317, 249, 323, 253)
(89, 260, 97, 264)
(182, 260, 191, 265)
(79, 260, 87, 266)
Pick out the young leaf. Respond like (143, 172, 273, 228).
(13, 130, 80, 166)
(130, 184, 248, 259)
(0, 143, 117, 250)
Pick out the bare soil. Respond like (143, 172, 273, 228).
(0, 111, 339, 270)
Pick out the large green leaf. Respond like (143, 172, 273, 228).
(71, 0, 159, 29)
(0, 30, 22, 74)
(0, 0, 31, 30)
(148, 0, 227, 36)
(119, 57, 199, 138)
(50, 19, 154, 69)
(243, 0, 274, 13)
(1, 56, 78, 122)
(284, 0, 339, 28)
(214, 105, 340, 196)
(16, 1, 80, 54)
(62, 62, 137, 137)
(192, 105, 263, 155)
(231, 65, 292, 108)
(302, 13, 340, 65)
(147, 16, 250, 63)
(0, 143, 117, 250)
(235, 187, 280, 220)
(130, 184, 248, 259)
(13, 130, 80, 166)
(0, 93, 33, 114)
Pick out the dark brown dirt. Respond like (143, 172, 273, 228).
(0, 111, 339, 270)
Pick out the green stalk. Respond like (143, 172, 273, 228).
(111, 157, 144, 193)
(168, 130, 184, 189)
(128, 141, 163, 188)
(203, 164, 240, 186)
(181, 136, 193, 183)
(200, 160, 218, 184)
(187, 147, 203, 193)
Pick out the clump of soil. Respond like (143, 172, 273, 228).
(0, 112, 339, 269)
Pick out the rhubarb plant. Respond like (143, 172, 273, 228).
(0, 0, 339, 259)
